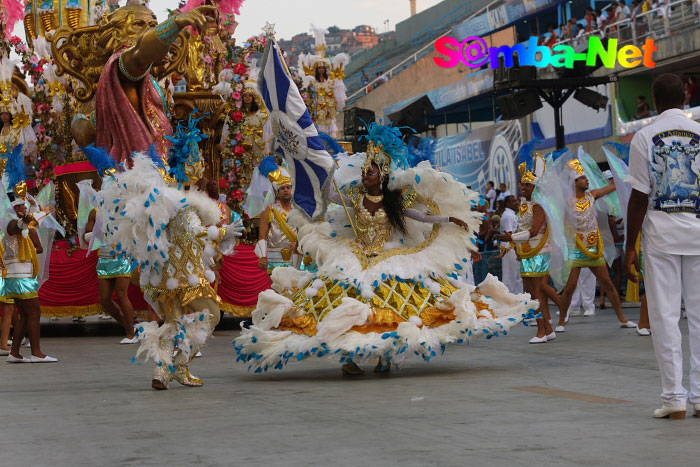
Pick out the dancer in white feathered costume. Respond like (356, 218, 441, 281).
(234, 124, 537, 374)
(100, 145, 243, 389)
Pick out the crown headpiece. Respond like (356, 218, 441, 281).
(567, 158, 585, 176)
(517, 139, 546, 184)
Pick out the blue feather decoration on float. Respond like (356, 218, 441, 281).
(407, 135, 436, 168)
(167, 109, 209, 186)
(6, 144, 25, 190)
(82, 144, 118, 177)
(258, 155, 280, 178)
(318, 132, 345, 156)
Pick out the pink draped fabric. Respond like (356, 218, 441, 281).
(96, 50, 172, 166)
(218, 244, 270, 309)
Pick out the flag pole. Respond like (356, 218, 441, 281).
(332, 170, 360, 240)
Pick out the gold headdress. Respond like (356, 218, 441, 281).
(364, 141, 393, 178)
(567, 158, 585, 176)
(268, 166, 292, 190)
(518, 153, 546, 184)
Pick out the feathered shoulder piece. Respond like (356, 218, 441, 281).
(83, 144, 117, 177)
(603, 142, 630, 164)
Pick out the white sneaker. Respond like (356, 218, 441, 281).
(555, 325, 566, 333)
(620, 321, 638, 328)
(195, 351, 203, 357)
(99, 314, 113, 320)
(569, 308, 581, 317)
(583, 308, 596, 317)
(529, 335, 548, 344)
(119, 337, 138, 345)
(546, 331, 556, 341)
(653, 405, 686, 419)
(0, 349, 8, 356)
(636, 328, 651, 336)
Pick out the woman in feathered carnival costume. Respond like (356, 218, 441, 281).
(98, 112, 244, 390)
(298, 25, 348, 138)
(534, 147, 636, 331)
(234, 123, 537, 375)
(76, 146, 138, 344)
(1, 145, 64, 363)
(502, 141, 568, 344)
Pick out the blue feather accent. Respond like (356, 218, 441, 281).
(166, 109, 209, 185)
(82, 144, 117, 176)
(317, 132, 345, 156)
(6, 144, 25, 190)
(517, 138, 541, 173)
(362, 122, 413, 170)
(258, 155, 279, 178)
(406, 135, 436, 167)
(549, 147, 570, 161)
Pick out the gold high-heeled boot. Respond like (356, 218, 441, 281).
(151, 338, 174, 390)
(172, 349, 203, 387)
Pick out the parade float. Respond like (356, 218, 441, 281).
(0, 0, 290, 318)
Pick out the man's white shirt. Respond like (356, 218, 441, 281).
(628, 108, 700, 255)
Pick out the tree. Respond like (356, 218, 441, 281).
(328, 25, 340, 34)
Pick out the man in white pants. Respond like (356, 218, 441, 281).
(567, 268, 597, 317)
(498, 195, 524, 294)
(626, 73, 700, 420)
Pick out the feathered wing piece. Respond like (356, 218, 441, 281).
(533, 149, 576, 290)
(603, 144, 632, 225)
(33, 182, 65, 286)
(244, 156, 277, 218)
(603, 141, 630, 164)
(1, 0, 24, 39)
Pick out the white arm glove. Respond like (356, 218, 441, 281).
(254, 240, 267, 259)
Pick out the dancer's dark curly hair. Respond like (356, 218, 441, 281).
(381, 178, 407, 235)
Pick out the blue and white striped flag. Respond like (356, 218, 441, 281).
(259, 39, 335, 221)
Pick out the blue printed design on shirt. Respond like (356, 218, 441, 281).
(650, 138, 700, 214)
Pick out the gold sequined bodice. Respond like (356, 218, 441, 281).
(516, 200, 550, 254)
(0, 126, 19, 153)
(310, 79, 338, 126)
(161, 208, 208, 288)
(571, 192, 599, 247)
(354, 195, 392, 257)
